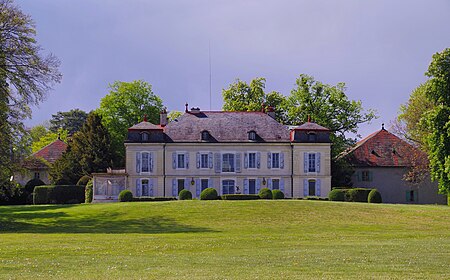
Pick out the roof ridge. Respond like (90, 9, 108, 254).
(32, 138, 67, 156)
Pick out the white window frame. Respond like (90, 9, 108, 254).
(139, 178, 154, 197)
(308, 153, 316, 173)
(247, 178, 257, 195)
(271, 152, 281, 169)
(221, 152, 235, 173)
(247, 151, 257, 169)
(221, 178, 236, 195)
(271, 178, 281, 190)
(138, 151, 153, 174)
(177, 152, 186, 169)
(200, 152, 209, 169)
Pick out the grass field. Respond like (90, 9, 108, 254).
(0, 200, 449, 279)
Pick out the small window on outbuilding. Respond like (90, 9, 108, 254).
(141, 132, 149, 141)
(248, 131, 257, 141)
(201, 130, 210, 141)
(308, 132, 317, 142)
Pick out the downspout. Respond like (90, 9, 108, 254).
(163, 143, 166, 197)
(291, 143, 294, 198)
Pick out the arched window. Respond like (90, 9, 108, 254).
(248, 131, 257, 141)
(141, 132, 149, 141)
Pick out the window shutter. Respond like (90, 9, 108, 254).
(304, 152, 308, 173)
(244, 153, 248, 169)
(136, 179, 141, 197)
(196, 152, 200, 169)
(257, 152, 261, 169)
(149, 153, 154, 172)
(268, 178, 273, 189)
(235, 153, 242, 173)
(172, 179, 177, 196)
(280, 178, 285, 192)
(185, 153, 189, 169)
(316, 179, 321, 196)
(184, 178, 190, 191)
(136, 152, 141, 173)
(149, 178, 154, 196)
(208, 178, 213, 188)
(280, 153, 285, 169)
(214, 153, 221, 173)
(243, 179, 249, 194)
(316, 152, 321, 173)
(256, 178, 261, 193)
(195, 178, 201, 198)
(172, 152, 177, 169)
(368, 171, 373, 182)
(303, 179, 308, 197)
(267, 152, 272, 169)
(208, 152, 213, 169)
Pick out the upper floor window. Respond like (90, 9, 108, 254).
(142, 152, 150, 172)
(248, 131, 257, 141)
(177, 153, 186, 169)
(200, 153, 209, 168)
(34, 172, 40, 179)
(136, 151, 153, 173)
(308, 132, 316, 142)
(272, 152, 280, 169)
(304, 152, 320, 173)
(141, 132, 149, 141)
(248, 152, 256, 169)
(222, 153, 235, 172)
(201, 130, 210, 141)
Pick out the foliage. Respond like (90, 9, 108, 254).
(31, 127, 68, 153)
(50, 112, 114, 184)
(221, 194, 260, 200)
(200, 187, 218, 200)
(118, 190, 133, 202)
(0, 181, 26, 205)
(331, 157, 354, 188)
(168, 110, 183, 122)
(346, 188, 372, 203)
(33, 185, 85, 205)
(272, 189, 284, 199)
(421, 48, 450, 195)
(85, 179, 93, 203)
(96, 80, 164, 164)
(328, 189, 346, 201)
(368, 189, 382, 203)
(178, 189, 192, 200)
(24, 178, 45, 204)
(76, 175, 91, 186)
(258, 187, 273, 199)
(49, 109, 88, 135)
(0, 0, 61, 186)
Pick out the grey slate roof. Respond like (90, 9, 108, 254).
(128, 121, 162, 130)
(293, 122, 330, 131)
(164, 111, 291, 142)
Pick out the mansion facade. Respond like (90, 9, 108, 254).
(92, 106, 332, 202)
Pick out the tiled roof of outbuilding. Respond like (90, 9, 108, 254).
(164, 111, 291, 142)
(32, 139, 67, 164)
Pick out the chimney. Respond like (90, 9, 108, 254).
(185, 102, 189, 112)
(160, 108, 168, 127)
(267, 106, 275, 119)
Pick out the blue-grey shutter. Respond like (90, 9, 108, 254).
(244, 153, 248, 169)
(268, 178, 273, 189)
(304, 152, 308, 173)
(235, 153, 242, 173)
(149, 153, 154, 172)
(243, 179, 249, 194)
(149, 178, 154, 196)
(172, 179, 177, 196)
(136, 152, 141, 173)
(316, 179, 321, 196)
(172, 152, 177, 169)
(136, 179, 141, 197)
(256, 178, 261, 193)
(280, 178, 285, 192)
(316, 152, 321, 173)
(195, 178, 201, 197)
(196, 152, 200, 169)
(208, 152, 213, 169)
(303, 179, 308, 197)
(214, 153, 221, 173)
(280, 152, 285, 169)
(267, 152, 272, 169)
(257, 152, 261, 169)
(208, 178, 213, 188)
(185, 153, 189, 169)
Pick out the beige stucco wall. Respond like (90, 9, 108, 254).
(14, 169, 50, 186)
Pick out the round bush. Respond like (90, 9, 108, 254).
(328, 189, 346, 201)
(179, 189, 192, 200)
(368, 189, 382, 203)
(272, 189, 284, 199)
(85, 179, 93, 203)
(200, 187, 218, 200)
(77, 175, 91, 186)
(259, 188, 273, 199)
(118, 190, 133, 202)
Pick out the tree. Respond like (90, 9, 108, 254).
(168, 110, 183, 122)
(50, 112, 114, 184)
(49, 109, 87, 135)
(31, 128, 68, 152)
(96, 80, 164, 164)
(0, 0, 61, 186)
(421, 48, 450, 196)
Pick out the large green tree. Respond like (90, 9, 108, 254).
(0, 0, 61, 185)
(49, 109, 87, 135)
(96, 80, 164, 164)
(50, 112, 114, 184)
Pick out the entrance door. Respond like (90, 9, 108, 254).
(308, 180, 316, 196)
(248, 179, 256, 194)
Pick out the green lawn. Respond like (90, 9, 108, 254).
(0, 200, 449, 279)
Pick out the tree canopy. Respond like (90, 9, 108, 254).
(49, 109, 87, 135)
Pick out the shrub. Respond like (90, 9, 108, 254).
(132, 197, 177, 202)
(200, 188, 218, 200)
(368, 189, 382, 203)
(54, 178, 71, 185)
(85, 179, 93, 203)
(346, 188, 372, 202)
(328, 189, 346, 201)
(33, 185, 85, 205)
(221, 194, 260, 200)
(24, 178, 45, 204)
(304, 196, 329, 201)
(259, 188, 273, 199)
(118, 190, 133, 202)
(0, 182, 27, 205)
(179, 189, 192, 200)
(77, 175, 91, 186)
(272, 189, 284, 199)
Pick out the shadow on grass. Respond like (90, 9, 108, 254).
(0, 204, 215, 234)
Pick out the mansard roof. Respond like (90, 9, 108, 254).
(128, 121, 163, 130)
(292, 122, 330, 131)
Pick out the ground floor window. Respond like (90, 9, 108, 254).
(407, 190, 417, 202)
(141, 179, 153, 196)
(201, 179, 209, 191)
(177, 179, 185, 195)
(272, 179, 280, 190)
(248, 179, 256, 194)
(308, 180, 316, 196)
(222, 179, 235, 195)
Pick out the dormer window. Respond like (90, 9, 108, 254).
(141, 132, 149, 141)
(248, 131, 257, 141)
(308, 132, 317, 142)
(201, 130, 210, 141)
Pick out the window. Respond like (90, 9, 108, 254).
(272, 179, 280, 190)
(201, 130, 210, 141)
(222, 153, 235, 172)
(308, 153, 316, 172)
(141, 179, 152, 196)
(200, 153, 209, 169)
(248, 179, 256, 194)
(177, 179, 185, 195)
(308, 180, 316, 196)
(141, 132, 149, 141)
(222, 180, 235, 195)
(248, 152, 256, 169)
(177, 153, 186, 169)
(201, 179, 209, 191)
(362, 171, 370, 181)
(142, 152, 150, 172)
(272, 152, 280, 169)
(34, 172, 40, 179)
(248, 131, 256, 141)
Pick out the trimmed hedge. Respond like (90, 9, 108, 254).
(118, 190, 133, 202)
(200, 188, 218, 200)
(85, 179, 93, 203)
(368, 189, 382, 203)
(132, 197, 177, 202)
(33, 185, 85, 205)
(346, 188, 372, 202)
(304, 196, 329, 201)
(179, 189, 192, 200)
(77, 175, 91, 186)
(272, 189, 285, 199)
(221, 194, 260, 200)
(24, 178, 45, 204)
(328, 189, 346, 201)
(259, 188, 273, 199)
